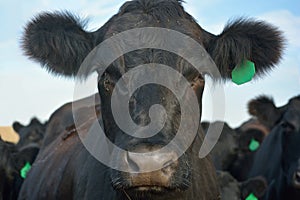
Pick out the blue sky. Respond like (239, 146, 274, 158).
(0, 0, 299, 127)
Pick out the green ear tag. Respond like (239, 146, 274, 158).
(245, 193, 258, 200)
(231, 60, 255, 85)
(249, 138, 260, 152)
(20, 162, 31, 179)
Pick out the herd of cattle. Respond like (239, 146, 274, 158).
(1, 0, 299, 199)
(2, 94, 300, 199)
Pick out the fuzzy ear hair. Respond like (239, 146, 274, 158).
(240, 176, 267, 199)
(22, 11, 95, 77)
(206, 18, 285, 79)
(248, 95, 275, 116)
(29, 118, 43, 126)
(13, 121, 24, 133)
(248, 95, 281, 129)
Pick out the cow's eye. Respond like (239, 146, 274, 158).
(280, 121, 296, 133)
(104, 79, 111, 92)
(102, 73, 114, 92)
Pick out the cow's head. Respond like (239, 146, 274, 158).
(229, 119, 267, 181)
(21, 0, 284, 197)
(202, 120, 267, 181)
(279, 96, 300, 195)
(250, 95, 300, 196)
(12, 118, 46, 148)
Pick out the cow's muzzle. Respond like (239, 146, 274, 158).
(293, 170, 300, 189)
(111, 144, 185, 192)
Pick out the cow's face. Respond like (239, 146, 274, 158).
(280, 97, 300, 191)
(98, 49, 205, 193)
(13, 118, 45, 148)
(229, 126, 265, 181)
(95, 3, 215, 194)
(249, 95, 300, 191)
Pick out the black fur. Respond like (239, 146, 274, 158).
(248, 95, 275, 116)
(207, 18, 285, 79)
(118, 0, 187, 19)
(248, 95, 282, 129)
(21, 11, 94, 77)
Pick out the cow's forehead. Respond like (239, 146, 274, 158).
(99, 18, 207, 77)
(102, 0, 204, 44)
(104, 15, 203, 44)
(289, 96, 300, 107)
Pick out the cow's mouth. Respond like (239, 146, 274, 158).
(127, 185, 173, 193)
(120, 185, 179, 200)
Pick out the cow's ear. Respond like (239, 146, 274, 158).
(248, 95, 281, 129)
(240, 176, 268, 199)
(206, 18, 285, 79)
(29, 118, 45, 127)
(13, 121, 24, 133)
(22, 11, 97, 77)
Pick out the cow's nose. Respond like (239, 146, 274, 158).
(124, 150, 179, 188)
(126, 151, 178, 173)
(293, 170, 300, 189)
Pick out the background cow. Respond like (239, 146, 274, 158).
(248, 95, 300, 200)
(12, 118, 46, 148)
(217, 171, 267, 200)
(19, 0, 284, 199)
(202, 119, 268, 181)
(0, 138, 39, 200)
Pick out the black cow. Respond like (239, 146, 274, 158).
(12, 118, 46, 148)
(248, 95, 300, 200)
(229, 118, 268, 181)
(217, 171, 267, 200)
(202, 120, 267, 181)
(201, 121, 238, 171)
(0, 138, 39, 200)
(19, 0, 284, 199)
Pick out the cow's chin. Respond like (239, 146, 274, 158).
(122, 185, 181, 200)
(113, 179, 186, 193)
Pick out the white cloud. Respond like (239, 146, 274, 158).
(258, 10, 300, 48)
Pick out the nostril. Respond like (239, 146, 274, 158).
(296, 171, 300, 181)
(293, 171, 300, 188)
(126, 152, 140, 172)
(161, 160, 177, 176)
(163, 160, 174, 168)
